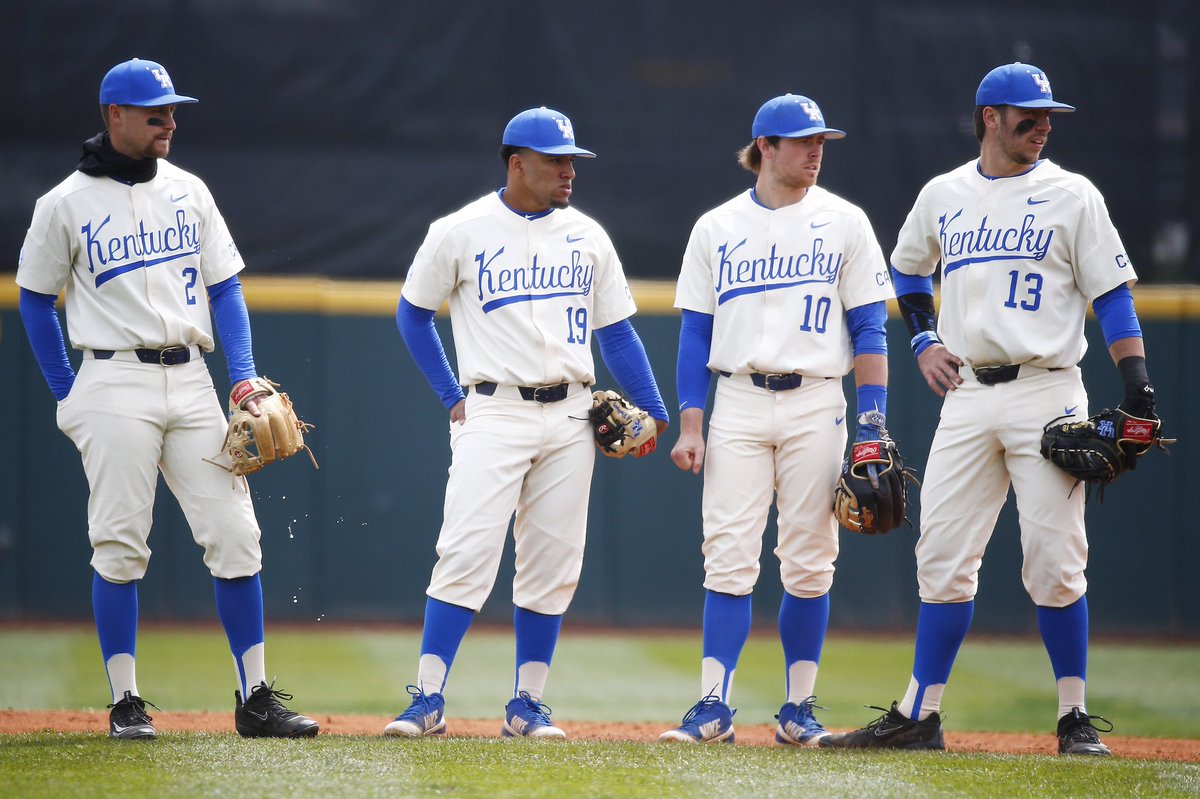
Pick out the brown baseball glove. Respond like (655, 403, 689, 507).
(210, 377, 317, 478)
(588, 389, 659, 459)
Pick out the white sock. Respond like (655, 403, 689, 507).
(898, 676, 945, 721)
(786, 661, 819, 705)
(701, 657, 732, 704)
(237, 642, 267, 697)
(417, 654, 448, 696)
(105, 653, 138, 702)
(1057, 676, 1086, 720)
(516, 661, 550, 701)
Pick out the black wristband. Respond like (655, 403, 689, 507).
(1117, 355, 1155, 417)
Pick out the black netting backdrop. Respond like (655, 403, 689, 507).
(3, 1, 1195, 282)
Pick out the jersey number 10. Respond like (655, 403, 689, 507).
(798, 294, 832, 334)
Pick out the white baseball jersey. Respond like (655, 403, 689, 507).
(891, 158, 1135, 368)
(675, 186, 893, 377)
(17, 160, 245, 352)
(402, 192, 637, 387)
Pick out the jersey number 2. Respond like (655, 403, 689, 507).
(182, 267, 198, 305)
(565, 306, 588, 345)
(1004, 270, 1042, 312)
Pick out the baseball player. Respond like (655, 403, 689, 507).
(388, 107, 668, 739)
(659, 94, 897, 745)
(820, 63, 1158, 756)
(16, 58, 318, 739)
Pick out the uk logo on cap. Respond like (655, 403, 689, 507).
(502, 107, 596, 157)
(975, 62, 1075, 111)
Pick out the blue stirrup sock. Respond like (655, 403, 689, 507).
(417, 597, 476, 695)
(513, 606, 563, 701)
(701, 590, 752, 703)
(92, 572, 139, 702)
(214, 575, 266, 697)
(1038, 595, 1090, 718)
(900, 600, 974, 720)
(778, 591, 830, 703)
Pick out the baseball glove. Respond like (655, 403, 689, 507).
(1040, 407, 1173, 486)
(833, 433, 916, 535)
(587, 389, 658, 459)
(209, 377, 318, 478)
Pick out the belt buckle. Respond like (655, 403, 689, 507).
(158, 345, 189, 365)
(531, 384, 564, 403)
(763, 373, 790, 391)
(974, 365, 1012, 386)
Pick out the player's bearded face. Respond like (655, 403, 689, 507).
(110, 105, 177, 160)
(770, 136, 824, 190)
(998, 107, 1051, 165)
(521, 152, 577, 210)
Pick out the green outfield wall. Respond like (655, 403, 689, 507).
(1, 278, 1195, 636)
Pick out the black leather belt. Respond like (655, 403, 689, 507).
(93, 346, 193, 365)
(474, 381, 570, 403)
(720, 371, 805, 392)
(973, 364, 1059, 386)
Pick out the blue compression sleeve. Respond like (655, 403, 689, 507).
(397, 297, 466, 410)
(846, 301, 887, 356)
(18, 288, 75, 401)
(208, 275, 257, 384)
(676, 310, 714, 412)
(594, 319, 668, 422)
(890, 267, 933, 299)
(1091, 284, 1142, 347)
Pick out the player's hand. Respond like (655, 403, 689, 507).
(654, 418, 669, 436)
(449, 398, 466, 424)
(670, 408, 705, 474)
(917, 344, 964, 397)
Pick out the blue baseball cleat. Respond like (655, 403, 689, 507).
(385, 685, 446, 737)
(775, 696, 830, 746)
(501, 691, 566, 739)
(658, 693, 736, 743)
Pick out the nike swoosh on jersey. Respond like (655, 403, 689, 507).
(810, 220, 831, 229)
(170, 193, 189, 202)
(1026, 196, 1049, 205)
(566, 234, 585, 243)
(835, 416, 845, 426)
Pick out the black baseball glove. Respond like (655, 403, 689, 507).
(833, 430, 917, 535)
(1040, 407, 1173, 485)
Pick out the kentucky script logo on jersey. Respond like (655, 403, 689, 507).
(475, 246, 594, 313)
(938, 209, 1054, 276)
(82, 209, 201, 288)
(713, 237, 841, 305)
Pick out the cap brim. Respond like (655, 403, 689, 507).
(125, 93, 199, 107)
(778, 126, 846, 140)
(1009, 99, 1075, 111)
(527, 144, 597, 157)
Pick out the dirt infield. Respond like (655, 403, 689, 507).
(2, 710, 1197, 761)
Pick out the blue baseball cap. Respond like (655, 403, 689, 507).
(502, 107, 596, 157)
(975, 63, 1074, 111)
(752, 94, 846, 139)
(99, 58, 198, 107)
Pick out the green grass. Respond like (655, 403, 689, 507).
(2, 626, 1198, 798)
(1, 735, 1198, 799)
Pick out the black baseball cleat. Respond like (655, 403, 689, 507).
(1057, 708, 1113, 756)
(108, 691, 158, 740)
(818, 701, 945, 750)
(235, 681, 320, 738)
